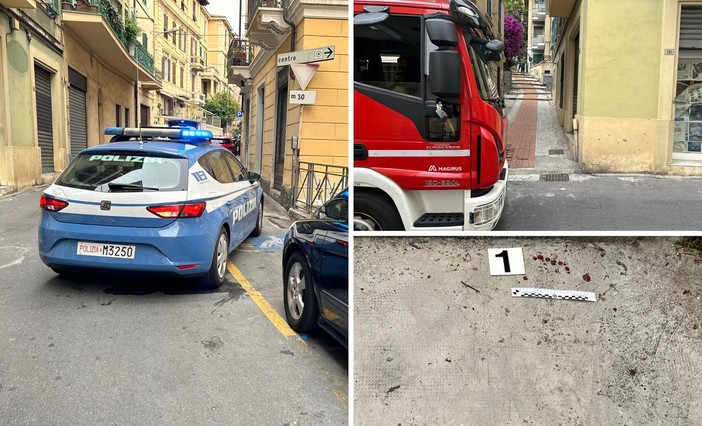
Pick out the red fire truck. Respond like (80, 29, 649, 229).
(354, 0, 508, 231)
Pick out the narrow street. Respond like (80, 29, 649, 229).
(0, 186, 347, 424)
(497, 74, 702, 231)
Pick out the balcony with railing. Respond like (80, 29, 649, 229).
(228, 38, 253, 88)
(532, 3, 546, 21)
(61, 0, 158, 86)
(532, 34, 545, 49)
(246, 0, 289, 50)
(190, 53, 206, 70)
(157, 104, 221, 129)
(191, 92, 206, 105)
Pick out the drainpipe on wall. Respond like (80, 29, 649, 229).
(283, 0, 299, 208)
(283, 0, 296, 52)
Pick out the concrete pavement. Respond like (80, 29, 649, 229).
(354, 237, 702, 425)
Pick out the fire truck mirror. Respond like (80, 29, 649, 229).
(354, 10, 389, 26)
(425, 18, 458, 48)
(429, 50, 461, 102)
(485, 39, 505, 63)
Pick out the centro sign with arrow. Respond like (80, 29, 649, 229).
(277, 46, 335, 66)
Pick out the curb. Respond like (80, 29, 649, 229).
(288, 207, 314, 222)
(0, 186, 16, 198)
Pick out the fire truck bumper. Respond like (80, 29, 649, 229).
(466, 162, 508, 230)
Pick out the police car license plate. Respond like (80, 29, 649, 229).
(77, 242, 135, 259)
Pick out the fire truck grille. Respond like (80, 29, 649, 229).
(414, 213, 464, 227)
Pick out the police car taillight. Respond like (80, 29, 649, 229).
(40, 194, 69, 212)
(147, 202, 206, 218)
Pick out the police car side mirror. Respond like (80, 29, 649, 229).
(322, 198, 348, 221)
(248, 172, 261, 184)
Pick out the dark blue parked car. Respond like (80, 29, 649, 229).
(282, 190, 348, 347)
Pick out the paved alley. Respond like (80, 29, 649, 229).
(505, 74, 581, 175)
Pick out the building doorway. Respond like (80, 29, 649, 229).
(274, 67, 288, 190)
(254, 84, 265, 173)
(68, 68, 88, 160)
(35, 64, 54, 173)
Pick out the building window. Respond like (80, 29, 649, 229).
(163, 56, 170, 81)
(115, 105, 121, 126)
(164, 14, 168, 39)
(142, 33, 148, 51)
(675, 6, 702, 157)
(180, 65, 185, 88)
(172, 24, 177, 45)
(125, 108, 130, 127)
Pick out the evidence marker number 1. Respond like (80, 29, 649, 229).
(511, 287, 597, 302)
(488, 248, 526, 276)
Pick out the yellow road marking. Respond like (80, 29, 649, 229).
(227, 261, 301, 339)
(227, 263, 347, 407)
(333, 388, 348, 408)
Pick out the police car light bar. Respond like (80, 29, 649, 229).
(104, 127, 213, 141)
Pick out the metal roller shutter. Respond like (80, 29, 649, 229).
(68, 68, 88, 158)
(35, 65, 54, 174)
(681, 6, 702, 50)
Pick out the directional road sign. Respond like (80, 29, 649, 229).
(277, 46, 335, 66)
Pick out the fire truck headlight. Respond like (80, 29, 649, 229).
(472, 193, 504, 226)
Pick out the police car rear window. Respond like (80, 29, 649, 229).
(56, 153, 188, 192)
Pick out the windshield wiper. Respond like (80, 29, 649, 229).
(108, 183, 160, 192)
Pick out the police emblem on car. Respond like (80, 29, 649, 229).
(38, 125, 264, 289)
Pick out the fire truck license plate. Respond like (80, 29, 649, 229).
(77, 242, 135, 259)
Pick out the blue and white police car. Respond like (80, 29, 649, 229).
(38, 126, 264, 288)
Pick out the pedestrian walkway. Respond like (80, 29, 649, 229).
(504, 73, 582, 176)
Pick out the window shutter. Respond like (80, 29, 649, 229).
(681, 6, 702, 50)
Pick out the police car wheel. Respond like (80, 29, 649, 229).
(200, 229, 228, 288)
(250, 198, 264, 237)
(283, 252, 318, 332)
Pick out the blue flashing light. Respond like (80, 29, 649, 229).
(180, 129, 213, 139)
(104, 127, 123, 135)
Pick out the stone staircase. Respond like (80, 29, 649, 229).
(506, 73, 552, 101)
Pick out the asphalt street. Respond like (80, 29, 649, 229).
(497, 174, 702, 231)
(0, 185, 347, 425)
(354, 237, 702, 425)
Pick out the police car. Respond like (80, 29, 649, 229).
(38, 126, 264, 288)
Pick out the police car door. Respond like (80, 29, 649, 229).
(222, 151, 258, 246)
(201, 150, 256, 249)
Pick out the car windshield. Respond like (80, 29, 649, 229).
(55, 153, 188, 192)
